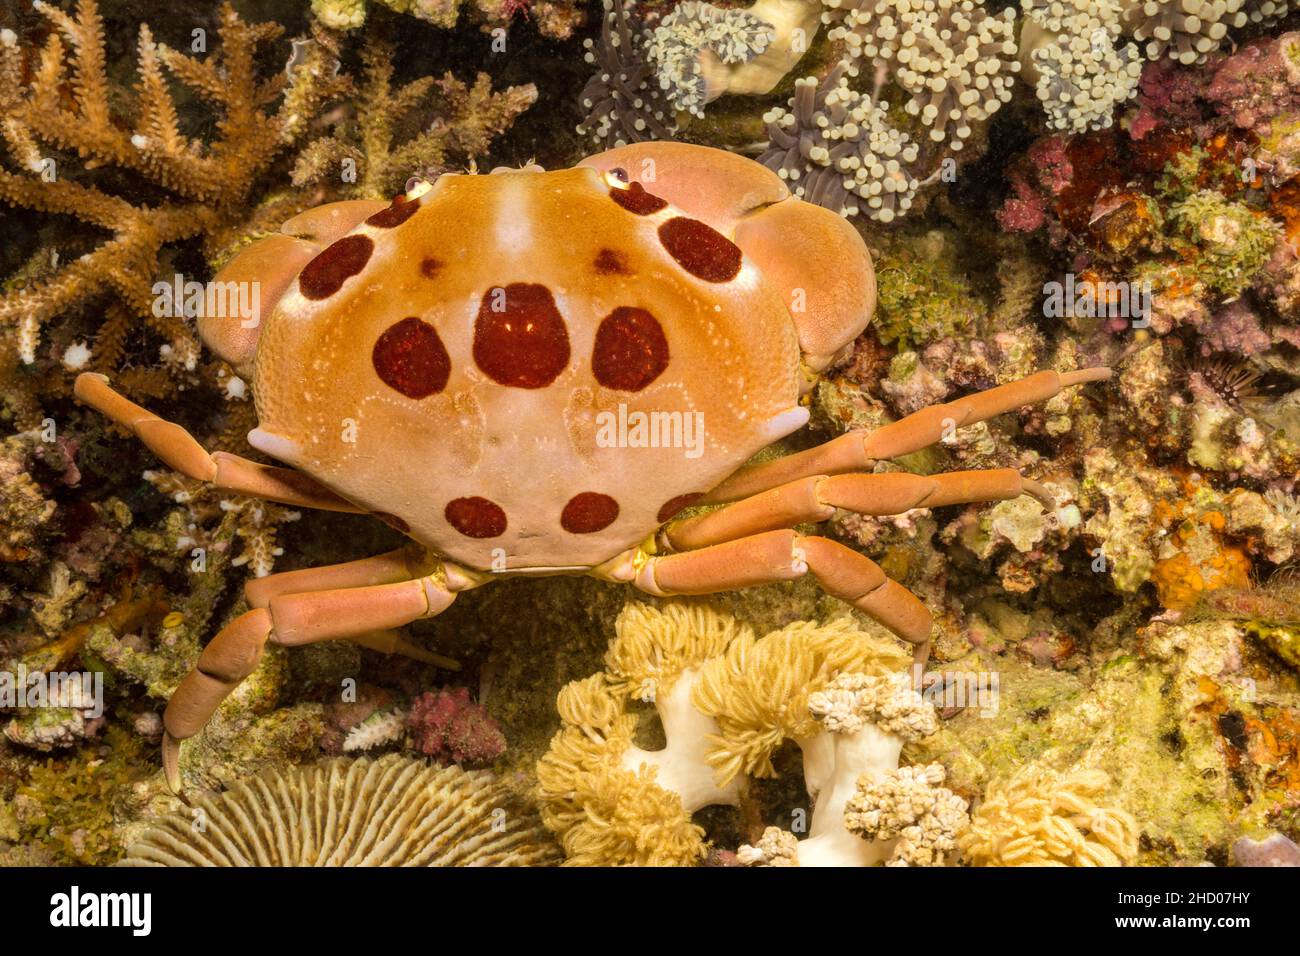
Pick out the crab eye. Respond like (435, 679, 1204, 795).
(404, 177, 435, 201)
(604, 167, 630, 188)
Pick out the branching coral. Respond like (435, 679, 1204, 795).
(758, 66, 921, 220)
(0, 1, 346, 373)
(292, 40, 537, 199)
(1019, 0, 1142, 132)
(829, 0, 1021, 150)
(310, 0, 586, 39)
(143, 469, 301, 578)
(959, 765, 1139, 865)
(577, 0, 678, 148)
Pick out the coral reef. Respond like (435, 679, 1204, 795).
(0, 0, 345, 381)
(119, 754, 560, 865)
(3, 0, 1299, 874)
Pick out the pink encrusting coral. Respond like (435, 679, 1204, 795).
(997, 136, 1073, 236)
(407, 687, 507, 765)
(1129, 56, 1213, 140)
(1205, 32, 1300, 134)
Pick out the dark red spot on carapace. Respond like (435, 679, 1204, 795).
(365, 196, 421, 228)
(561, 493, 620, 534)
(610, 181, 668, 215)
(657, 493, 704, 523)
(372, 317, 450, 399)
(420, 257, 442, 278)
(445, 497, 507, 538)
(473, 283, 571, 388)
(299, 234, 373, 300)
(592, 307, 669, 392)
(594, 249, 630, 275)
(658, 217, 742, 283)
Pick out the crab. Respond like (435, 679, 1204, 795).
(74, 142, 1111, 793)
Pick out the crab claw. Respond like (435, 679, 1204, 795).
(200, 200, 387, 378)
(579, 142, 876, 378)
(162, 730, 184, 797)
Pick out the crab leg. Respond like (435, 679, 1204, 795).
(704, 368, 1112, 504)
(627, 529, 933, 664)
(662, 468, 1052, 552)
(161, 567, 473, 793)
(242, 547, 425, 607)
(242, 548, 460, 667)
(74, 372, 363, 513)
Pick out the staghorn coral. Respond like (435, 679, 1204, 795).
(119, 754, 560, 865)
(959, 764, 1139, 865)
(291, 40, 537, 200)
(0, 0, 346, 376)
(310, 0, 585, 39)
(576, 0, 678, 148)
(143, 469, 301, 578)
(758, 65, 921, 220)
(830, 0, 1021, 150)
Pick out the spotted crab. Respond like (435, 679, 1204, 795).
(75, 143, 1110, 792)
